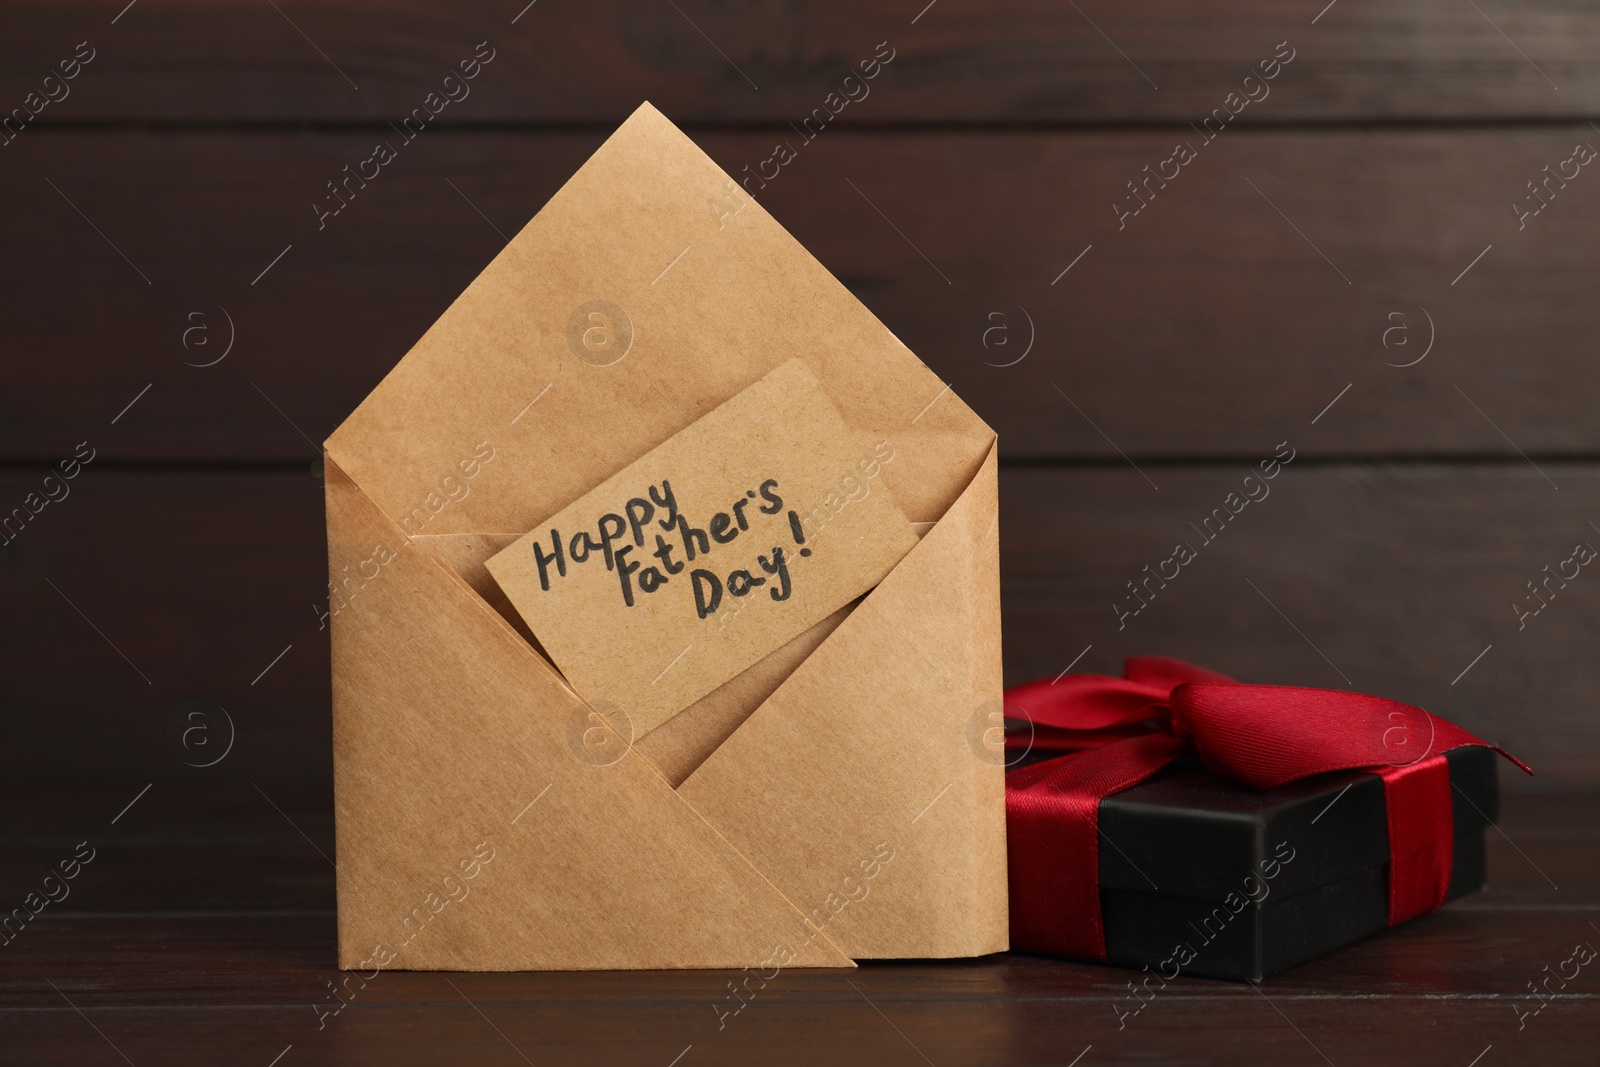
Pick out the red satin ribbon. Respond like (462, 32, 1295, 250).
(1004, 656, 1531, 961)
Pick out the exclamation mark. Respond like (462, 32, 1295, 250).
(788, 510, 812, 557)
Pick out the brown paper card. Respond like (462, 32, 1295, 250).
(324, 101, 1007, 970)
(485, 358, 917, 734)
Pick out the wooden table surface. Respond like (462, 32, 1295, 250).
(2, 785, 1593, 1066)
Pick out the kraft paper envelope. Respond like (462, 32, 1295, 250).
(324, 101, 1006, 971)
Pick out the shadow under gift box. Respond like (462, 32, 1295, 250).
(1086, 746, 1497, 982)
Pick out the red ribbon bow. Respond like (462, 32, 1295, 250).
(1004, 656, 1530, 961)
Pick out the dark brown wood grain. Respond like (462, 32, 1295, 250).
(0, 1, 1596, 124)
(5, 979, 1590, 1067)
(0, 469, 331, 789)
(4, 464, 1595, 789)
(999, 461, 1600, 790)
(3, 127, 1598, 462)
(0, 788, 1592, 1066)
(5, 995, 1592, 1067)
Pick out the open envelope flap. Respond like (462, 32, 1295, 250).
(326, 457, 852, 970)
(323, 101, 993, 546)
(678, 441, 1007, 959)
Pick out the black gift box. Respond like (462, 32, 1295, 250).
(1085, 745, 1499, 981)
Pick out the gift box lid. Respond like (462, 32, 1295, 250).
(1095, 745, 1498, 900)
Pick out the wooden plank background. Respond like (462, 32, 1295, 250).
(2, 0, 1597, 794)
(2, 1, 1598, 122)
